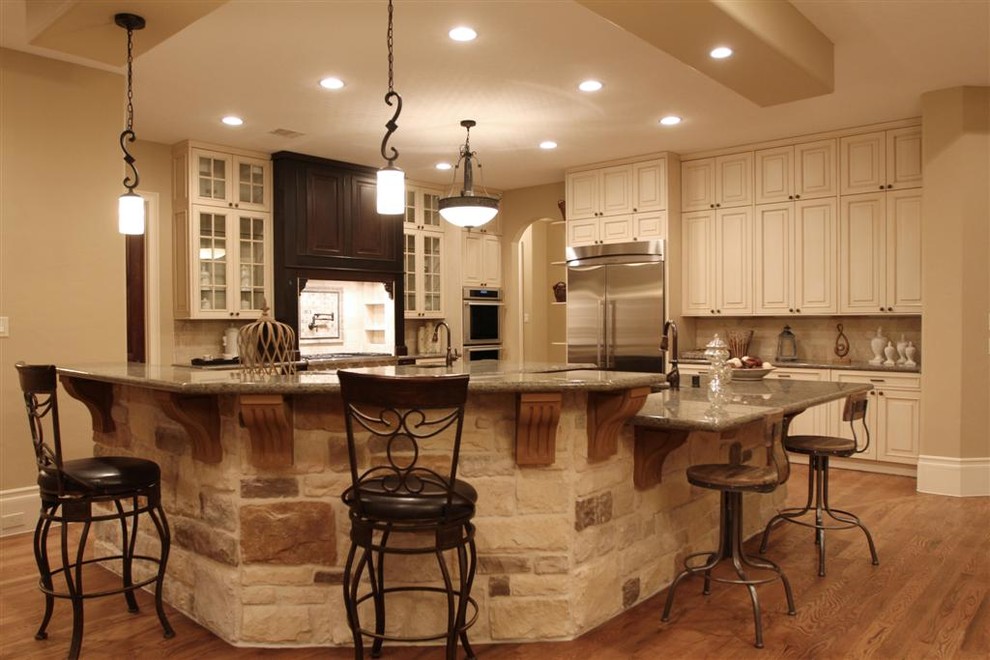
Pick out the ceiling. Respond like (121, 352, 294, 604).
(3, 0, 988, 192)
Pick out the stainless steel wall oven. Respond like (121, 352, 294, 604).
(463, 287, 502, 346)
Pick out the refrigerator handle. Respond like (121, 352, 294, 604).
(598, 300, 606, 367)
(609, 300, 617, 369)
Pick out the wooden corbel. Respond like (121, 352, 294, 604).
(59, 376, 115, 433)
(514, 392, 562, 466)
(586, 387, 650, 461)
(633, 427, 690, 489)
(154, 391, 222, 463)
(239, 394, 294, 468)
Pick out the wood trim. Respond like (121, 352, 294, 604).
(58, 376, 115, 433)
(633, 427, 690, 489)
(154, 391, 221, 463)
(586, 387, 650, 462)
(239, 394, 294, 468)
(515, 392, 562, 466)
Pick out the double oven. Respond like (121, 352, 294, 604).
(462, 287, 502, 361)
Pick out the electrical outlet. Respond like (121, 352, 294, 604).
(0, 316, 8, 337)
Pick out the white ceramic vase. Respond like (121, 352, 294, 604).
(905, 341, 918, 367)
(883, 341, 897, 366)
(869, 327, 887, 365)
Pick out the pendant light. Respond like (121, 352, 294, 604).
(438, 120, 500, 228)
(115, 13, 146, 235)
(375, 0, 404, 215)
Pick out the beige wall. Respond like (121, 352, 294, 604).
(1, 49, 126, 490)
(920, 86, 990, 461)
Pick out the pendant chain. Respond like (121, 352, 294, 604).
(125, 27, 135, 132)
(386, 0, 394, 93)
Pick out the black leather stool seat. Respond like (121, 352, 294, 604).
(343, 478, 477, 521)
(687, 463, 778, 493)
(784, 434, 856, 456)
(39, 457, 161, 497)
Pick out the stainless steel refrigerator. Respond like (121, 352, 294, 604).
(566, 240, 665, 372)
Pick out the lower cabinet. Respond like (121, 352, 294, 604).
(765, 368, 830, 437)
(828, 370, 921, 465)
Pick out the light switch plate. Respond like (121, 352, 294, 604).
(0, 316, 8, 337)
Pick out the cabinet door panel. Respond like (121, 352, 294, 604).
(840, 132, 885, 195)
(682, 211, 714, 314)
(681, 160, 715, 211)
(840, 193, 885, 313)
(567, 218, 599, 247)
(600, 166, 633, 215)
(767, 369, 827, 436)
(716, 153, 753, 208)
(754, 203, 792, 314)
(878, 390, 921, 463)
(193, 149, 232, 205)
(886, 191, 922, 312)
(462, 232, 483, 285)
(351, 176, 397, 263)
(235, 155, 271, 211)
(794, 198, 837, 313)
(567, 171, 599, 220)
(632, 211, 665, 240)
(795, 139, 836, 199)
(481, 234, 502, 286)
(633, 159, 665, 211)
(302, 168, 346, 257)
(600, 215, 632, 244)
(887, 127, 923, 190)
(755, 147, 792, 204)
(715, 207, 752, 313)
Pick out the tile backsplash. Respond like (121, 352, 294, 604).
(690, 316, 922, 365)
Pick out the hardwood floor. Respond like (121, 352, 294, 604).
(1, 466, 987, 659)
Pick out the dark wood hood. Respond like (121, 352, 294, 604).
(272, 151, 406, 353)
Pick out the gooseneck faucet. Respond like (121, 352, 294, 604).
(662, 320, 680, 389)
(432, 321, 459, 367)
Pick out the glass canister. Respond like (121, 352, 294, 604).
(705, 334, 732, 407)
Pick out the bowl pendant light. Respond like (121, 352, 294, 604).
(438, 120, 500, 228)
(376, 0, 404, 215)
(115, 13, 146, 235)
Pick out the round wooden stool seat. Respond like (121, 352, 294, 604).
(686, 463, 777, 493)
(784, 434, 856, 457)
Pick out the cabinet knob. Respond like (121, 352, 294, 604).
(633, 208, 638, 212)
(887, 306, 894, 312)
(715, 203, 721, 208)
(796, 308, 801, 313)
(789, 308, 794, 313)
(870, 391, 876, 396)
(710, 309, 716, 314)
(886, 184, 893, 189)
(788, 195, 794, 200)
(879, 307, 885, 312)
(879, 185, 885, 190)
(795, 194, 801, 199)
(879, 391, 885, 396)
(709, 204, 715, 209)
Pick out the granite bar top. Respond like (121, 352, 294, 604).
(678, 358, 920, 374)
(57, 361, 662, 395)
(631, 379, 872, 433)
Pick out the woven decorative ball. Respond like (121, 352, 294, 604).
(238, 305, 297, 376)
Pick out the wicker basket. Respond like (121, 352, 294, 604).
(725, 329, 753, 359)
(238, 306, 297, 376)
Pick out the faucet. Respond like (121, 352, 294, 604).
(308, 312, 335, 331)
(662, 320, 680, 389)
(432, 321, 459, 367)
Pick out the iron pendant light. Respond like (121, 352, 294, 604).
(115, 13, 146, 235)
(438, 120, 500, 228)
(376, 0, 404, 215)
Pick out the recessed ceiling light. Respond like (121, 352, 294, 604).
(539, 141, 558, 150)
(578, 80, 603, 92)
(221, 116, 243, 126)
(449, 26, 477, 42)
(659, 115, 682, 126)
(319, 77, 345, 90)
(435, 162, 453, 171)
(710, 46, 733, 59)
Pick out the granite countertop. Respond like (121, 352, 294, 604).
(677, 357, 921, 374)
(57, 361, 661, 395)
(632, 379, 873, 432)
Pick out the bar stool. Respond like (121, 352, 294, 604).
(338, 370, 477, 660)
(662, 412, 796, 648)
(759, 392, 879, 576)
(16, 363, 173, 660)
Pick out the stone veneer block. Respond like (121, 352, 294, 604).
(534, 555, 570, 574)
(516, 471, 572, 514)
(242, 605, 313, 642)
(193, 563, 239, 640)
(294, 394, 345, 431)
(489, 597, 574, 640)
(489, 575, 511, 597)
(200, 488, 237, 532)
(478, 554, 533, 574)
(476, 516, 572, 552)
(173, 517, 238, 565)
(241, 476, 300, 498)
(240, 502, 335, 565)
(622, 577, 640, 609)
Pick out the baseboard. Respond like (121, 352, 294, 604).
(916, 455, 990, 497)
(0, 486, 40, 537)
(787, 453, 918, 477)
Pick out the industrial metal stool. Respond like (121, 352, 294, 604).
(338, 369, 477, 660)
(662, 412, 796, 648)
(17, 363, 173, 659)
(759, 392, 879, 576)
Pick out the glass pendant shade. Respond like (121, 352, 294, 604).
(438, 196, 499, 227)
(376, 166, 405, 215)
(118, 192, 145, 235)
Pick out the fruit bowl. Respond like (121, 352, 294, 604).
(730, 367, 775, 381)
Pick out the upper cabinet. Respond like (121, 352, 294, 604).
(754, 139, 837, 204)
(404, 185, 446, 319)
(462, 231, 502, 288)
(681, 207, 753, 316)
(681, 152, 752, 211)
(172, 142, 274, 320)
(839, 127, 922, 195)
(565, 155, 672, 247)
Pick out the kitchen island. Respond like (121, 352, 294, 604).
(55, 362, 867, 648)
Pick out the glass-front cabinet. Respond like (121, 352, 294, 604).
(173, 141, 273, 319)
(403, 185, 445, 319)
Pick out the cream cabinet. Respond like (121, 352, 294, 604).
(565, 157, 667, 247)
(681, 153, 752, 211)
(839, 190, 922, 314)
(755, 139, 836, 204)
(839, 127, 922, 195)
(682, 208, 752, 316)
(462, 231, 501, 287)
(754, 198, 837, 315)
(172, 142, 273, 319)
(828, 371, 921, 465)
(765, 368, 830, 437)
(404, 186, 446, 318)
